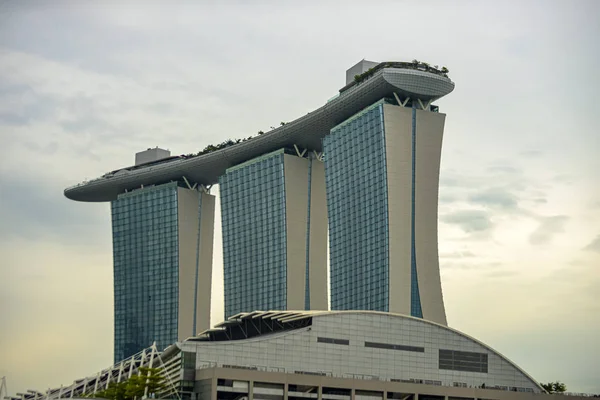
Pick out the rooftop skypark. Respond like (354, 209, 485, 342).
(64, 60, 454, 202)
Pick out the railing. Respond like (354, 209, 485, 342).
(200, 362, 546, 394)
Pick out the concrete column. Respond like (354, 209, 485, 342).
(249, 380, 254, 400)
(317, 385, 323, 400)
(284, 383, 288, 400)
(210, 376, 217, 400)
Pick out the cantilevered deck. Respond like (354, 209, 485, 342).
(64, 63, 454, 202)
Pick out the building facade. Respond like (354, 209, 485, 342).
(16, 312, 597, 400)
(179, 311, 542, 393)
(324, 62, 449, 326)
(47, 60, 598, 399)
(65, 60, 455, 356)
(219, 148, 328, 318)
(111, 180, 215, 361)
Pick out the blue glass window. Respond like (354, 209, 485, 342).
(324, 102, 389, 311)
(111, 182, 179, 361)
(219, 151, 288, 317)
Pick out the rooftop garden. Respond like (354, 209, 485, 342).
(98, 61, 451, 178)
(352, 60, 449, 85)
(102, 124, 289, 178)
(178, 61, 450, 161)
(183, 122, 286, 158)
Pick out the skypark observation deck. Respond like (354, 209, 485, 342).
(64, 62, 454, 202)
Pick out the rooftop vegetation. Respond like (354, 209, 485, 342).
(182, 121, 290, 158)
(186, 137, 254, 158)
(353, 60, 449, 85)
(178, 61, 450, 161)
(90, 367, 168, 400)
(100, 60, 450, 176)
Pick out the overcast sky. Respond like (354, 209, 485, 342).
(0, 0, 599, 395)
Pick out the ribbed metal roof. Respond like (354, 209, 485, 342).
(64, 65, 454, 202)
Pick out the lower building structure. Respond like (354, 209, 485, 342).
(193, 367, 548, 400)
(173, 310, 542, 398)
(12, 311, 594, 400)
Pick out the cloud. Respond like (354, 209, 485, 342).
(0, 175, 107, 245)
(552, 174, 575, 185)
(21, 140, 59, 155)
(487, 165, 520, 174)
(468, 187, 519, 210)
(440, 260, 502, 271)
(583, 235, 600, 253)
(439, 193, 459, 204)
(440, 210, 493, 233)
(0, 111, 30, 126)
(519, 149, 543, 157)
(440, 251, 476, 259)
(485, 269, 519, 279)
(0, 83, 57, 126)
(529, 215, 569, 245)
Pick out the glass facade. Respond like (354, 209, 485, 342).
(219, 150, 288, 318)
(111, 182, 179, 361)
(324, 101, 389, 311)
(325, 99, 427, 316)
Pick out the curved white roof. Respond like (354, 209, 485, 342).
(189, 310, 543, 392)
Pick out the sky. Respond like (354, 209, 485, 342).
(0, 0, 599, 395)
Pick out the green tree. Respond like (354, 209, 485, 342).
(138, 367, 168, 397)
(541, 381, 567, 393)
(124, 375, 145, 400)
(94, 368, 167, 400)
(95, 381, 127, 400)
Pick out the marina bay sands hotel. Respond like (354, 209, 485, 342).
(65, 60, 455, 362)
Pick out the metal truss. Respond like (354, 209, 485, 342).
(181, 176, 212, 193)
(393, 92, 432, 111)
(293, 145, 323, 162)
(1, 377, 7, 400)
(4, 344, 181, 400)
(190, 311, 314, 342)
